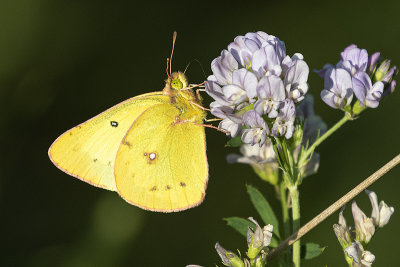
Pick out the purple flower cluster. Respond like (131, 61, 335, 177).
(316, 45, 397, 110)
(206, 31, 309, 145)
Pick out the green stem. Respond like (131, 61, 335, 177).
(289, 187, 301, 267)
(302, 114, 350, 163)
(280, 181, 290, 239)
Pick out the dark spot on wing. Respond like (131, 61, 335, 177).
(150, 186, 157, 191)
(108, 161, 112, 166)
(69, 132, 73, 136)
(122, 140, 132, 148)
(180, 182, 186, 187)
(110, 121, 118, 127)
(166, 185, 171, 190)
(93, 158, 98, 162)
(125, 161, 130, 166)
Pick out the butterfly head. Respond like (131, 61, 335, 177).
(170, 72, 188, 90)
(163, 71, 189, 96)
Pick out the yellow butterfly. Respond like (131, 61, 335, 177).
(48, 33, 210, 212)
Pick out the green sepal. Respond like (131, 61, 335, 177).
(228, 253, 245, 267)
(352, 100, 365, 116)
(247, 242, 262, 260)
(236, 103, 254, 116)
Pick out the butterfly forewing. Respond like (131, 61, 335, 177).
(48, 93, 169, 190)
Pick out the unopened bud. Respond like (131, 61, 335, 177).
(215, 243, 245, 267)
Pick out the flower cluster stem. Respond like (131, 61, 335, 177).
(303, 114, 350, 162)
(289, 186, 301, 267)
(280, 181, 290, 238)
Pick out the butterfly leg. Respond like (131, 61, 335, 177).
(205, 118, 223, 122)
(188, 101, 211, 111)
(193, 122, 229, 134)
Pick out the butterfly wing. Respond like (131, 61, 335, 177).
(48, 92, 169, 190)
(114, 103, 208, 212)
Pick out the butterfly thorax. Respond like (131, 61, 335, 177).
(162, 72, 206, 123)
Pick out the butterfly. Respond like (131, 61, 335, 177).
(48, 32, 211, 212)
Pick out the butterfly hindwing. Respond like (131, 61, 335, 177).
(114, 103, 208, 212)
(48, 92, 169, 190)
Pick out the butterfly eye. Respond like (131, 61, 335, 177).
(171, 78, 183, 90)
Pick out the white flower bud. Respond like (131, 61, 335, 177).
(378, 200, 394, 227)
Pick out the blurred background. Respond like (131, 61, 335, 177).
(1, 0, 399, 266)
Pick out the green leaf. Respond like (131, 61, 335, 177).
(301, 243, 325, 260)
(246, 185, 280, 239)
(223, 217, 255, 236)
(225, 136, 244, 147)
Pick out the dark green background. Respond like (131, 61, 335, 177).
(1, 0, 399, 266)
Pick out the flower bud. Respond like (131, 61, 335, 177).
(352, 202, 375, 244)
(345, 242, 375, 267)
(246, 218, 273, 259)
(383, 79, 396, 96)
(361, 250, 375, 267)
(215, 243, 245, 267)
(365, 190, 394, 228)
(367, 52, 380, 75)
(374, 59, 390, 81)
(333, 207, 352, 249)
(378, 200, 394, 227)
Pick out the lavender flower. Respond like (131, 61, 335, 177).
(254, 75, 285, 118)
(352, 72, 383, 108)
(320, 67, 353, 109)
(206, 31, 309, 145)
(317, 44, 396, 111)
(228, 32, 286, 69)
(284, 59, 309, 102)
(223, 69, 258, 104)
(211, 50, 238, 85)
(219, 115, 243, 138)
(252, 44, 282, 78)
(338, 44, 368, 76)
(242, 110, 269, 146)
(272, 99, 296, 139)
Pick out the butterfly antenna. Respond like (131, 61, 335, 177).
(169, 31, 177, 77)
(184, 58, 207, 80)
(166, 58, 171, 80)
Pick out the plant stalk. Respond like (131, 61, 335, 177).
(280, 181, 290, 238)
(289, 186, 301, 267)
